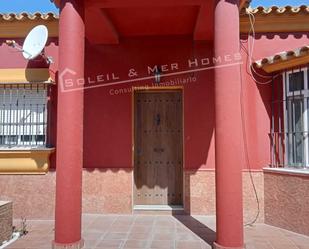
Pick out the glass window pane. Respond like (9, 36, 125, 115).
(0, 84, 48, 148)
(307, 68, 309, 89)
(287, 97, 304, 166)
(289, 71, 304, 91)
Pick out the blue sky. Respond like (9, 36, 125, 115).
(251, 0, 308, 7)
(0, 0, 307, 14)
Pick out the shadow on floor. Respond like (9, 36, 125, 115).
(173, 215, 216, 247)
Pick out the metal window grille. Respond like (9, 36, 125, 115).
(270, 65, 309, 168)
(0, 83, 51, 148)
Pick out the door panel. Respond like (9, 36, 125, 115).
(134, 90, 183, 205)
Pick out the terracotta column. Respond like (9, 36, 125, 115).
(53, 0, 84, 248)
(213, 0, 244, 249)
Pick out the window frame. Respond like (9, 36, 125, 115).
(283, 68, 309, 168)
(0, 83, 51, 149)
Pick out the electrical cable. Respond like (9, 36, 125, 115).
(245, 9, 280, 85)
(240, 8, 265, 227)
(240, 65, 261, 227)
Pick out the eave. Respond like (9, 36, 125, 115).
(52, 0, 249, 10)
(240, 5, 309, 34)
(0, 13, 58, 38)
(253, 46, 309, 73)
(1, 5, 309, 40)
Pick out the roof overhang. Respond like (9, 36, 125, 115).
(253, 46, 309, 73)
(0, 13, 58, 38)
(52, 0, 250, 10)
(1, 3, 309, 43)
(240, 5, 309, 33)
(50, 0, 249, 44)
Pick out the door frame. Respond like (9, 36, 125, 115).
(131, 86, 185, 209)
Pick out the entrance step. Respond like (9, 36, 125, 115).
(133, 205, 185, 215)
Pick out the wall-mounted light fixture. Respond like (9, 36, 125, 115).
(154, 67, 162, 84)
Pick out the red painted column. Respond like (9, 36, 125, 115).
(213, 1, 244, 249)
(53, 0, 84, 248)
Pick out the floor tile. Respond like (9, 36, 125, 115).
(152, 232, 175, 241)
(127, 232, 152, 240)
(150, 240, 174, 249)
(122, 240, 148, 249)
(175, 232, 200, 241)
(95, 239, 124, 248)
(103, 232, 128, 240)
(176, 241, 202, 249)
(109, 225, 131, 233)
(6, 215, 309, 249)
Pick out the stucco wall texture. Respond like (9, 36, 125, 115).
(264, 172, 309, 236)
(0, 170, 264, 223)
(1, 166, 308, 236)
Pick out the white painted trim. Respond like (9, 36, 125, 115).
(133, 205, 184, 211)
(283, 68, 309, 168)
(263, 167, 309, 176)
(0, 147, 54, 151)
(0, 233, 20, 249)
(285, 68, 307, 97)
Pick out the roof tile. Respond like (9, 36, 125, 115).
(254, 45, 309, 68)
(0, 12, 58, 22)
(242, 5, 309, 15)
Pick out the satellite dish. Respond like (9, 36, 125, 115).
(5, 25, 53, 64)
(22, 25, 48, 60)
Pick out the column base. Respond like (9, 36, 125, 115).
(52, 239, 84, 249)
(213, 242, 245, 249)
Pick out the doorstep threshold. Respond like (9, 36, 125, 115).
(133, 205, 184, 211)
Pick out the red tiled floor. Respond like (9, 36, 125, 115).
(95, 239, 124, 248)
(103, 232, 128, 240)
(6, 214, 309, 249)
(122, 240, 148, 249)
(152, 232, 175, 241)
(175, 241, 203, 249)
(127, 232, 152, 240)
(130, 225, 153, 233)
(149, 240, 174, 249)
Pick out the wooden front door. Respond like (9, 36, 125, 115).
(134, 89, 183, 206)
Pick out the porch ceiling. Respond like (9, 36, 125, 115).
(84, 0, 214, 44)
(103, 6, 199, 37)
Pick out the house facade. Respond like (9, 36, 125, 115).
(0, 1, 309, 248)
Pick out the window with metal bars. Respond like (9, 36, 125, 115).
(271, 66, 309, 168)
(0, 83, 51, 148)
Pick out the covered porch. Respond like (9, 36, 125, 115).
(53, 0, 246, 248)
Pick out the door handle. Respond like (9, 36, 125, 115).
(156, 114, 161, 126)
